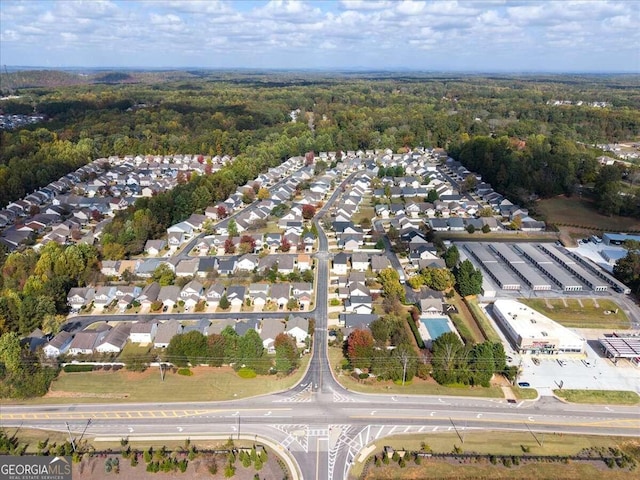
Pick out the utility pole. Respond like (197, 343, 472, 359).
(78, 419, 92, 444)
(64, 422, 77, 452)
(237, 415, 241, 441)
(449, 417, 463, 444)
(401, 352, 409, 386)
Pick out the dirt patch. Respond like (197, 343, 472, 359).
(44, 391, 129, 399)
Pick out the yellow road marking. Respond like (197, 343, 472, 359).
(0, 407, 291, 421)
(350, 415, 640, 429)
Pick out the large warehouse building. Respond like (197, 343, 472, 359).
(493, 299, 586, 354)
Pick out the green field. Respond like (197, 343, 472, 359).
(328, 346, 503, 398)
(466, 297, 501, 342)
(354, 432, 640, 480)
(537, 195, 640, 232)
(520, 298, 630, 329)
(10, 357, 309, 405)
(554, 389, 640, 405)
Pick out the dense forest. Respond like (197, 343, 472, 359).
(2, 72, 639, 208)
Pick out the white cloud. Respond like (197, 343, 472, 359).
(340, 0, 392, 10)
(396, 0, 426, 16)
(0, 0, 635, 71)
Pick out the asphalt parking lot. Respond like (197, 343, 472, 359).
(516, 340, 640, 396)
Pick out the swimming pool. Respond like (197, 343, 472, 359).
(420, 317, 452, 340)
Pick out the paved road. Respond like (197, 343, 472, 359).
(6, 170, 640, 480)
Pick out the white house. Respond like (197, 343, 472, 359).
(129, 321, 158, 344)
(286, 316, 309, 346)
(43, 331, 73, 358)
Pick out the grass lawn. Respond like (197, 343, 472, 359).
(466, 298, 501, 342)
(327, 346, 503, 398)
(537, 195, 640, 232)
(15, 357, 309, 405)
(554, 389, 640, 405)
(450, 294, 485, 343)
(513, 386, 538, 400)
(520, 298, 630, 329)
(354, 432, 640, 480)
(118, 342, 151, 359)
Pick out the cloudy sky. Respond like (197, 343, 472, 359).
(1, 0, 638, 72)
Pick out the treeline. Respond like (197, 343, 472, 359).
(430, 332, 513, 387)
(450, 134, 601, 201)
(0, 331, 59, 398)
(3, 74, 639, 208)
(451, 135, 640, 218)
(162, 327, 301, 375)
(0, 242, 99, 334)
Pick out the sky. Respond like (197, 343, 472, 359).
(0, 0, 638, 72)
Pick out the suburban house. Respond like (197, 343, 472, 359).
(205, 283, 226, 306)
(137, 282, 161, 310)
(67, 287, 95, 311)
(92, 286, 117, 309)
(154, 320, 183, 348)
(158, 285, 181, 310)
(129, 321, 158, 344)
(95, 324, 132, 354)
(286, 316, 309, 346)
(351, 252, 370, 272)
(270, 283, 291, 309)
(68, 330, 109, 356)
(43, 331, 73, 358)
(332, 252, 350, 275)
(225, 285, 246, 308)
(260, 320, 285, 354)
(144, 239, 166, 256)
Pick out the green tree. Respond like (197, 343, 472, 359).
(166, 331, 209, 367)
(227, 219, 238, 237)
(443, 245, 460, 269)
(152, 264, 176, 286)
(614, 251, 640, 292)
(347, 329, 375, 370)
(378, 268, 405, 302)
(207, 333, 226, 367)
(219, 294, 230, 310)
(455, 260, 483, 297)
(257, 187, 270, 200)
(274, 333, 299, 373)
(431, 332, 465, 385)
(0, 331, 22, 374)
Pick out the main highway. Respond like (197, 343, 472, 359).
(2, 171, 640, 480)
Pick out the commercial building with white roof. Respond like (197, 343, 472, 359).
(493, 299, 585, 354)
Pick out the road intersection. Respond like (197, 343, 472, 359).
(2, 172, 640, 480)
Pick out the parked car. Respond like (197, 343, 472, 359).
(518, 382, 530, 388)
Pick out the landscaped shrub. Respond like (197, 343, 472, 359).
(177, 368, 193, 376)
(237, 367, 257, 379)
(63, 364, 94, 373)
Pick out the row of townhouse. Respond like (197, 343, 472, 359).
(1, 154, 233, 251)
(100, 253, 312, 281)
(68, 279, 314, 313)
(444, 158, 546, 231)
(43, 316, 311, 358)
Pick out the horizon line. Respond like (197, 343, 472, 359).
(3, 65, 640, 75)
